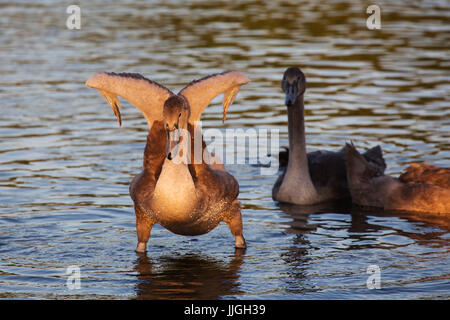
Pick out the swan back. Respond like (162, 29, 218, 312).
(399, 163, 450, 188)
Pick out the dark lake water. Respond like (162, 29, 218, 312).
(0, 0, 449, 299)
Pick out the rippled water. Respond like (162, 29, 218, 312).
(0, 0, 449, 299)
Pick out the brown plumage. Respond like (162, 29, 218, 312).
(345, 143, 450, 215)
(399, 163, 450, 188)
(86, 71, 249, 252)
(272, 67, 386, 205)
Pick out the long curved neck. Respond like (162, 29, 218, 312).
(143, 121, 166, 174)
(287, 95, 309, 174)
(277, 95, 318, 203)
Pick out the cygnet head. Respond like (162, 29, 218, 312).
(281, 67, 306, 106)
(163, 95, 190, 160)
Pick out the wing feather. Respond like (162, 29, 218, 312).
(86, 72, 173, 128)
(178, 71, 250, 123)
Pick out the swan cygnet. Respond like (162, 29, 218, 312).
(345, 143, 450, 215)
(272, 67, 386, 205)
(86, 71, 249, 252)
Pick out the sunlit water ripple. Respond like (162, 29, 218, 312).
(0, 0, 449, 299)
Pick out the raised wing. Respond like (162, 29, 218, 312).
(178, 71, 250, 123)
(85, 72, 173, 128)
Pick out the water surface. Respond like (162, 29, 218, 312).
(0, 0, 449, 299)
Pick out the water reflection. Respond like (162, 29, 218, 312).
(278, 201, 450, 297)
(279, 200, 450, 243)
(0, 0, 449, 299)
(133, 251, 245, 299)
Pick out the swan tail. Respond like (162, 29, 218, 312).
(362, 145, 386, 175)
(345, 143, 380, 188)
